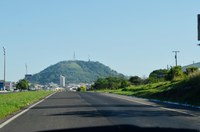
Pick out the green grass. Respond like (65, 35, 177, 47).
(95, 79, 200, 106)
(95, 81, 176, 97)
(0, 91, 54, 119)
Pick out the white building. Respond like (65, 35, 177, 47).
(60, 75, 65, 87)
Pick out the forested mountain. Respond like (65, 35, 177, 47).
(29, 60, 124, 84)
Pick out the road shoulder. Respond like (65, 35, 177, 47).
(99, 92, 200, 117)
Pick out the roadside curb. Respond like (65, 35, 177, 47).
(102, 92, 200, 110)
(148, 98, 200, 109)
(100, 92, 200, 117)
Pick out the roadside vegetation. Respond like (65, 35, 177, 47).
(77, 86, 87, 92)
(0, 91, 53, 119)
(91, 66, 200, 106)
(16, 79, 29, 91)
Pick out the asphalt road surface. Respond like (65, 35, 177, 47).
(0, 92, 200, 132)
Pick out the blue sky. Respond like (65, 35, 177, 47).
(0, 0, 200, 82)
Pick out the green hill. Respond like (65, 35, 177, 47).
(29, 60, 124, 84)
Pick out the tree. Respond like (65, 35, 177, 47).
(166, 66, 185, 81)
(129, 76, 143, 85)
(16, 79, 29, 91)
(120, 79, 131, 88)
(92, 78, 108, 90)
(148, 69, 169, 83)
(92, 77, 130, 90)
(107, 77, 121, 89)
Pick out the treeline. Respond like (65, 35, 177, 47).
(91, 76, 145, 90)
(148, 66, 199, 83)
(92, 66, 199, 90)
(91, 77, 131, 90)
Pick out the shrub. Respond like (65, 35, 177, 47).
(185, 67, 199, 75)
(121, 80, 131, 88)
(92, 77, 130, 90)
(148, 69, 169, 83)
(187, 71, 200, 86)
(166, 66, 185, 81)
(77, 86, 86, 92)
(129, 76, 143, 85)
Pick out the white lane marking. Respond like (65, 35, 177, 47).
(103, 93, 199, 117)
(0, 92, 55, 129)
(158, 107, 198, 117)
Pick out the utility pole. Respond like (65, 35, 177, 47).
(173, 51, 180, 66)
(3, 47, 6, 91)
(198, 14, 200, 41)
(25, 64, 28, 75)
(198, 14, 200, 46)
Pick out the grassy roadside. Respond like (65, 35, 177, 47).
(94, 80, 200, 106)
(0, 91, 54, 119)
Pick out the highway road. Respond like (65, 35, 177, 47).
(0, 92, 200, 132)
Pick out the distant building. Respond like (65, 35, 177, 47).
(0, 81, 14, 91)
(60, 75, 65, 87)
(0, 81, 3, 91)
(25, 74, 32, 81)
(5, 82, 14, 91)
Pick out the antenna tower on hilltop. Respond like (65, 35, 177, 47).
(73, 51, 76, 61)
